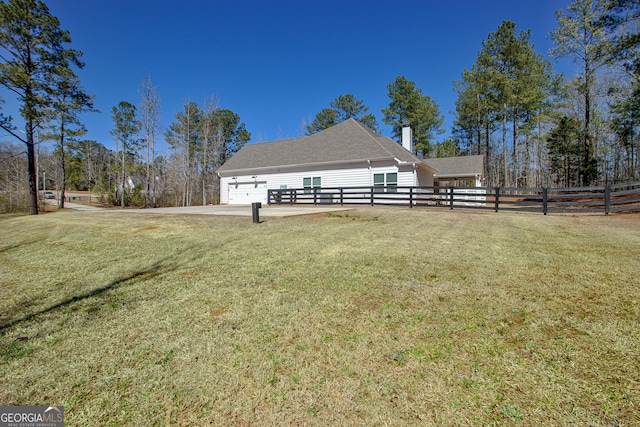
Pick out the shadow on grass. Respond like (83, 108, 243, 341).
(0, 230, 240, 334)
(0, 254, 180, 333)
(0, 238, 46, 254)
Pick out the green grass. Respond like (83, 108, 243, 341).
(1, 208, 639, 426)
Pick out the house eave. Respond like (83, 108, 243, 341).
(397, 159, 437, 173)
(219, 156, 408, 176)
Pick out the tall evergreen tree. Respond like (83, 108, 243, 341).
(0, 0, 86, 214)
(547, 116, 582, 186)
(306, 108, 339, 134)
(382, 76, 444, 158)
(551, 0, 610, 185)
(609, 81, 640, 180)
(67, 139, 109, 196)
(110, 101, 140, 207)
(600, 0, 640, 78)
(454, 21, 560, 186)
(307, 94, 378, 134)
(165, 102, 249, 206)
(453, 65, 495, 157)
(43, 72, 94, 208)
(212, 108, 250, 163)
(164, 101, 200, 207)
(600, 0, 640, 181)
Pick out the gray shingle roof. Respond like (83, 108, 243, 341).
(423, 155, 484, 177)
(218, 118, 424, 174)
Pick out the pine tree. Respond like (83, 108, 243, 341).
(382, 76, 444, 158)
(0, 0, 87, 214)
(454, 21, 560, 186)
(600, 0, 640, 181)
(43, 72, 94, 208)
(111, 101, 140, 207)
(551, 0, 609, 185)
(547, 116, 582, 186)
(307, 94, 378, 134)
(165, 103, 249, 206)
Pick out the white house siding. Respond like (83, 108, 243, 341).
(416, 167, 435, 187)
(270, 162, 372, 189)
(220, 163, 367, 204)
(219, 160, 431, 204)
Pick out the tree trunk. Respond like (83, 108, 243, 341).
(537, 113, 543, 187)
(476, 93, 481, 156)
(513, 111, 519, 187)
(121, 145, 125, 208)
(503, 103, 508, 187)
(583, 91, 591, 185)
(485, 119, 490, 186)
(202, 140, 207, 206)
(146, 140, 151, 208)
(26, 119, 39, 215)
(59, 120, 66, 209)
(523, 133, 530, 188)
(583, 50, 592, 186)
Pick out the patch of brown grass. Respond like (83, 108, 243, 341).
(0, 208, 638, 425)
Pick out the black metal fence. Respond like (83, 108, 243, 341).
(268, 181, 640, 215)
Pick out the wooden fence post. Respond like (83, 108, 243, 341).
(449, 187, 454, 209)
(543, 188, 548, 215)
(314, 187, 318, 206)
(340, 188, 344, 206)
(605, 185, 611, 215)
(494, 187, 500, 212)
(370, 187, 374, 206)
(409, 187, 413, 208)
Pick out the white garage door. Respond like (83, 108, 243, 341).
(228, 182, 268, 205)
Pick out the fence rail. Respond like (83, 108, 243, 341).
(267, 181, 640, 215)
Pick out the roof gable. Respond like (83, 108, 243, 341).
(218, 118, 423, 173)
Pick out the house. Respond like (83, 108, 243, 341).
(217, 118, 483, 205)
(424, 155, 484, 188)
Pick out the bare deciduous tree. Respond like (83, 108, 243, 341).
(139, 75, 162, 208)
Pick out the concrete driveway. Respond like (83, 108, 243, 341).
(58, 202, 353, 217)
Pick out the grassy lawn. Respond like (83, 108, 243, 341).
(0, 207, 638, 426)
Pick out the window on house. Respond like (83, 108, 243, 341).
(373, 173, 385, 193)
(373, 172, 397, 193)
(386, 172, 397, 193)
(303, 176, 321, 193)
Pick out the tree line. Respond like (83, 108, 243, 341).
(454, 0, 640, 188)
(306, 0, 640, 189)
(2, 0, 640, 214)
(0, 0, 250, 212)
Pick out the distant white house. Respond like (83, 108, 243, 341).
(217, 118, 483, 205)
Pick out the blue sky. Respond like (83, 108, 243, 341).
(3, 0, 573, 152)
